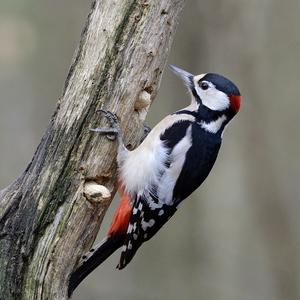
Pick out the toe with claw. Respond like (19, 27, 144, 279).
(90, 109, 121, 141)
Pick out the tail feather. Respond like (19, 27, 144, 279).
(68, 235, 125, 297)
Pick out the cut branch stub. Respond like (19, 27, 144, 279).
(83, 181, 111, 204)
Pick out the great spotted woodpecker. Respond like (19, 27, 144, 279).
(68, 66, 241, 295)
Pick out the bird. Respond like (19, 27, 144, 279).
(68, 65, 241, 295)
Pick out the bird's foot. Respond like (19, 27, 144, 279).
(91, 109, 121, 140)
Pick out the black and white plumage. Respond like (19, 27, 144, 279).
(116, 66, 241, 268)
(68, 66, 241, 294)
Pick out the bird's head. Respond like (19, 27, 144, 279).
(170, 65, 241, 115)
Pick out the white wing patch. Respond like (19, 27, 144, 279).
(157, 125, 193, 205)
(119, 113, 195, 195)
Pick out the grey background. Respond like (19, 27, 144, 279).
(0, 1, 299, 299)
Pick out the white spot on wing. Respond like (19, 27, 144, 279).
(127, 241, 132, 250)
(141, 219, 155, 231)
(127, 223, 133, 233)
(133, 222, 137, 231)
(138, 203, 143, 211)
(158, 209, 164, 216)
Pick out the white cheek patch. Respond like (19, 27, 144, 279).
(193, 79, 230, 111)
(198, 87, 230, 111)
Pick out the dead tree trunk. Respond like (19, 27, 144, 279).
(0, 1, 186, 299)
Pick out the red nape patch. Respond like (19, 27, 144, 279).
(229, 95, 241, 113)
(107, 183, 132, 236)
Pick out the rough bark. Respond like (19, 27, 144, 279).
(0, 1, 186, 299)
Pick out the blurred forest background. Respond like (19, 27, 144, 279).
(0, 1, 299, 299)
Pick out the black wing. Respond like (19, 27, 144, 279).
(117, 193, 177, 269)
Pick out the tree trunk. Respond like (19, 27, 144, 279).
(0, 1, 186, 299)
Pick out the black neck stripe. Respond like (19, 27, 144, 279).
(174, 110, 198, 118)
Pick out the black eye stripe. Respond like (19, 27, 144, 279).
(199, 81, 209, 90)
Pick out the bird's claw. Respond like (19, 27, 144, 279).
(96, 109, 119, 129)
(90, 109, 121, 140)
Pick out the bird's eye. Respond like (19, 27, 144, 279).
(199, 81, 209, 90)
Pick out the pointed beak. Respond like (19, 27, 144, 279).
(169, 65, 194, 89)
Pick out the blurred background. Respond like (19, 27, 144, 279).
(0, 1, 299, 299)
